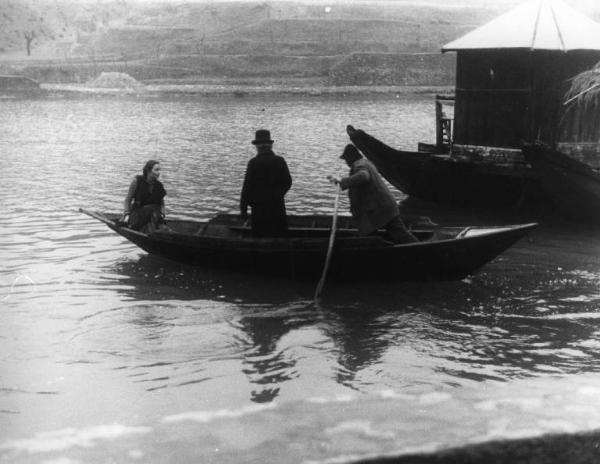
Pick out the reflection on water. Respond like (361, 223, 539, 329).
(2, 94, 600, 443)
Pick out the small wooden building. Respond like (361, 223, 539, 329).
(442, 0, 600, 150)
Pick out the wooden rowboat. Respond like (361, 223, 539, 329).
(346, 125, 537, 207)
(80, 209, 537, 282)
(522, 143, 600, 223)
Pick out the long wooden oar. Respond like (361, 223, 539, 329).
(314, 183, 341, 300)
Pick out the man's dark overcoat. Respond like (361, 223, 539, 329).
(240, 150, 292, 236)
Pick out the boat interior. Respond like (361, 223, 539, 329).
(104, 212, 502, 242)
(174, 213, 444, 241)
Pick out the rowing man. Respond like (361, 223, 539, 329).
(329, 144, 417, 244)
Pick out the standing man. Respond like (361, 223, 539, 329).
(332, 144, 417, 244)
(240, 129, 292, 237)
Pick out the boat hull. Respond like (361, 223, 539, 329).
(347, 125, 539, 208)
(522, 144, 600, 222)
(82, 210, 537, 283)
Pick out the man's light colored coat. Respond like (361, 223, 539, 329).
(340, 158, 399, 235)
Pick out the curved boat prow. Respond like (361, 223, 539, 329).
(80, 208, 152, 254)
(79, 208, 117, 227)
(345, 125, 435, 196)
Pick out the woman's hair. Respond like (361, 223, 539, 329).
(142, 160, 160, 179)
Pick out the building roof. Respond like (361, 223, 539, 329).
(442, 0, 600, 52)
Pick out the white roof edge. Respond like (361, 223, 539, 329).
(441, 0, 600, 53)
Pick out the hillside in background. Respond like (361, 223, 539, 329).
(0, 0, 129, 55)
(1, 0, 596, 86)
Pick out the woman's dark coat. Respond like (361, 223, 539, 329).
(127, 175, 166, 232)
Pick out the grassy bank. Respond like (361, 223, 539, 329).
(41, 80, 454, 98)
(0, 52, 456, 87)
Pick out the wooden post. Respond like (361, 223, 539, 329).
(435, 99, 443, 148)
(92, 47, 97, 77)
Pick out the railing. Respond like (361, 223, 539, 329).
(435, 94, 454, 149)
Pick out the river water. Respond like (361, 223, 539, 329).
(2, 93, 600, 460)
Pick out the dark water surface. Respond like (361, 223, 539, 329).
(2, 94, 600, 455)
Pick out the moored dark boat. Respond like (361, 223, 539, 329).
(347, 125, 539, 208)
(0, 75, 45, 97)
(80, 209, 537, 282)
(522, 144, 600, 222)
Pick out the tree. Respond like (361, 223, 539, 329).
(23, 30, 35, 56)
(261, 2, 271, 19)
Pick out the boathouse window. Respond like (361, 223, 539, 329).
(454, 51, 530, 148)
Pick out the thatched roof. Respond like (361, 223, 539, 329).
(560, 62, 600, 142)
(564, 63, 600, 107)
(443, 0, 600, 52)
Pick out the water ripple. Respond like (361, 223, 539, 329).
(3, 94, 600, 438)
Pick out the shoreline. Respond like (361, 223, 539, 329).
(40, 82, 454, 97)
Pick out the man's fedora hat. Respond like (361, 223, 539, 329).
(252, 129, 274, 145)
(340, 144, 361, 161)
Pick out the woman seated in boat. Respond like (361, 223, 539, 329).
(121, 160, 166, 233)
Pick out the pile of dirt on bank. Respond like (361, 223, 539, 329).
(86, 72, 143, 89)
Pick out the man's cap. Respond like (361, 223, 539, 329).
(340, 144, 361, 161)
